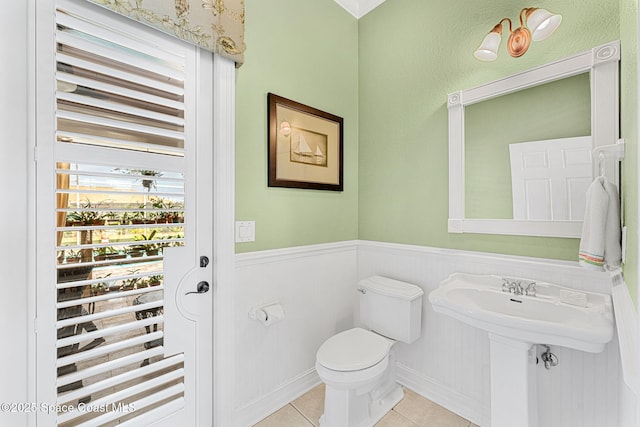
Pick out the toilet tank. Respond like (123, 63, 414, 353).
(359, 276, 424, 344)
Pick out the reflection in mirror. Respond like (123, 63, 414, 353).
(448, 41, 620, 237)
(464, 73, 591, 220)
(509, 136, 592, 221)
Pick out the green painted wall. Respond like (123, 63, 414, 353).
(237, 0, 637, 300)
(236, 0, 359, 252)
(358, 0, 621, 261)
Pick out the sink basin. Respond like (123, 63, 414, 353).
(429, 273, 614, 353)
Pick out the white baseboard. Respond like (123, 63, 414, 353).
(234, 368, 321, 427)
(233, 362, 487, 427)
(397, 363, 489, 427)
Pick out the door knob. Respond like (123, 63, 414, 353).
(185, 281, 210, 295)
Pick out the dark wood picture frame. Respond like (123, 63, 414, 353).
(268, 93, 344, 191)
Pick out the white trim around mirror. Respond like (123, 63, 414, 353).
(448, 40, 620, 237)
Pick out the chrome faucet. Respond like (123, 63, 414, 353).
(501, 279, 526, 295)
(510, 281, 524, 295)
(501, 278, 536, 297)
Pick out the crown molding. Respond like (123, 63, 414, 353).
(333, 0, 387, 19)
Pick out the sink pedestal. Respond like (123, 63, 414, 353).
(488, 334, 538, 427)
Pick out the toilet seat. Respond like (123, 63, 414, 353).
(316, 328, 394, 372)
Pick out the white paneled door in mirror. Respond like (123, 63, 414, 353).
(509, 136, 592, 221)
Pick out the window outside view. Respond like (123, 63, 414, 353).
(55, 164, 186, 425)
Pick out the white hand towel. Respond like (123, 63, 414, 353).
(602, 178, 622, 268)
(579, 177, 621, 270)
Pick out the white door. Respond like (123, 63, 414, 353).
(35, 1, 213, 425)
(509, 136, 593, 221)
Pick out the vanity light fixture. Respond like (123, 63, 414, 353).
(474, 8, 562, 61)
(280, 121, 291, 137)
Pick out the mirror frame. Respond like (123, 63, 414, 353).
(448, 40, 620, 238)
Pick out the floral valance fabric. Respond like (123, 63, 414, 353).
(87, 0, 245, 66)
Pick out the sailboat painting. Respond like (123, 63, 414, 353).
(268, 93, 343, 191)
(291, 128, 328, 167)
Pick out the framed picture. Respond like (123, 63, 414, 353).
(268, 93, 344, 191)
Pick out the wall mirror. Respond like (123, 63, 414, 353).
(448, 40, 620, 237)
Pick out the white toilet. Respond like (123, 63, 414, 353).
(315, 276, 424, 427)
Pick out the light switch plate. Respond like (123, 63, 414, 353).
(235, 221, 255, 243)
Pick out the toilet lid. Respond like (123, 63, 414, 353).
(316, 328, 393, 372)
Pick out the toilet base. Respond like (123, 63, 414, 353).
(318, 383, 403, 427)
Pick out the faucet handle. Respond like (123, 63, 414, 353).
(525, 282, 537, 296)
(514, 280, 524, 295)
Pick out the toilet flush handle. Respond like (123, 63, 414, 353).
(357, 288, 366, 294)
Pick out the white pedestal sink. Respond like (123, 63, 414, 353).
(429, 273, 614, 427)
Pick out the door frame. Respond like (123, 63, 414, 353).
(211, 54, 237, 427)
(25, 1, 236, 424)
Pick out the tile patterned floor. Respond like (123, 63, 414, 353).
(253, 384, 479, 427)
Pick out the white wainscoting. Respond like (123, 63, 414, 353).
(612, 279, 640, 427)
(234, 242, 358, 427)
(233, 240, 630, 427)
(358, 240, 622, 427)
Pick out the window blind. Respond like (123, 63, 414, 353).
(53, 3, 189, 424)
(56, 5, 186, 156)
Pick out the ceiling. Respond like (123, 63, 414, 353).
(333, 0, 387, 19)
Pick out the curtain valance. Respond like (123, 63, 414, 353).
(87, 0, 245, 66)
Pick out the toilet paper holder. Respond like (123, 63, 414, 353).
(249, 302, 285, 326)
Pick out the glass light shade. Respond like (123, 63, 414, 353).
(527, 9, 562, 41)
(474, 32, 502, 61)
